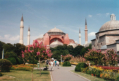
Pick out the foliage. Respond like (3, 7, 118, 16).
(22, 40, 52, 65)
(115, 74, 119, 81)
(0, 41, 5, 59)
(0, 41, 25, 64)
(11, 64, 33, 71)
(84, 49, 105, 65)
(75, 63, 88, 72)
(50, 44, 91, 61)
(63, 54, 73, 61)
(0, 72, 2, 76)
(0, 59, 12, 72)
(7, 57, 17, 65)
(63, 61, 71, 66)
(70, 56, 86, 63)
(103, 49, 118, 66)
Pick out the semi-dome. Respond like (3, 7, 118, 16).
(99, 14, 119, 32)
(48, 27, 63, 33)
(50, 40, 63, 48)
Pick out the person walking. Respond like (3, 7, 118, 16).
(49, 58, 54, 71)
(56, 60, 59, 69)
(55, 59, 57, 66)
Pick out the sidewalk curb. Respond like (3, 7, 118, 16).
(70, 71, 91, 81)
(50, 71, 53, 81)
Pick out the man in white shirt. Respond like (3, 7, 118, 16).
(57, 61, 59, 69)
(49, 58, 54, 71)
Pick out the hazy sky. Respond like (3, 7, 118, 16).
(0, 0, 119, 45)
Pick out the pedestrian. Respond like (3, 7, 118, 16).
(57, 60, 59, 69)
(49, 58, 54, 71)
(46, 59, 49, 65)
(55, 59, 57, 66)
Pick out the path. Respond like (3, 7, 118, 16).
(50, 65, 89, 81)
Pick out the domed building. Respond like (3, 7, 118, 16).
(34, 27, 78, 48)
(92, 14, 119, 54)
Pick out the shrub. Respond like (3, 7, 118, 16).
(75, 63, 88, 72)
(7, 57, 16, 65)
(116, 74, 119, 81)
(63, 61, 71, 66)
(29, 60, 38, 64)
(0, 59, 12, 72)
(17, 58, 23, 64)
(0, 72, 2, 76)
(11, 64, 33, 71)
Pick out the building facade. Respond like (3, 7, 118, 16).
(91, 14, 119, 54)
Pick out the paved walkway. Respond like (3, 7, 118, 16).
(49, 65, 89, 81)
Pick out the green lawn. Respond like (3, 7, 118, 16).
(72, 71, 111, 81)
(0, 70, 51, 81)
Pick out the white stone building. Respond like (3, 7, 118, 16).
(91, 14, 119, 54)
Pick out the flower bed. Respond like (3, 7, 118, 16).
(11, 64, 35, 71)
(97, 66, 119, 70)
(80, 66, 119, 80)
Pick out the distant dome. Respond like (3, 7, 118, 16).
(48, 27, 63, 33)
(68, 43, 78, 48)
(99, 14, 119, 32)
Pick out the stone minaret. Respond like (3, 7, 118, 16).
(27, 27, 30, 45)
(85, 18, 88, 44)
(19, 15, 24, 44)
(79, 29, 81, 45)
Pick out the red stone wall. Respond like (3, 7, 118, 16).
(43, 33, 49, 46)
(64, 34, 70, 44)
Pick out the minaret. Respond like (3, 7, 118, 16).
(27, 27, 30, 45)
(79, 29, 81, 45)
(19, 15, 24, 44)
(85, 18, 88, 44)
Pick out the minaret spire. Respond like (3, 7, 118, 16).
(85, 18, 88, 44)
(85, 18, 87, 25)
(27, 27, 30, 45)
(79, 28, 81, 45)
(19, 15, 24, 44)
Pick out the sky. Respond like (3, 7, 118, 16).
(0, 0, 119, 45)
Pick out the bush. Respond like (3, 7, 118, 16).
(17, 58, 23, 64)
(11, 64, 32, 71)
(29, 60, 38, 64)
(116, 74, 119, 81)
(0, 59, 12, 72)
(75, 63, 88, 72)
(63, 61, 71, 66)
(0, 72, 2, 76)
(7, 57, 16, 65)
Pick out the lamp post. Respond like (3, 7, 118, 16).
(2, 49, 4, 59)
(61, 55, 62, 63)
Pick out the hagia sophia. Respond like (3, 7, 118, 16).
(19, 14, 119, 54)
(19, 15, 89, 48)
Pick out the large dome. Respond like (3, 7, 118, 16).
(48, 27, 63, 32)
(99, 14, 119, 32)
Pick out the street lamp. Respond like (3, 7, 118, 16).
(61, 55, 62, 63)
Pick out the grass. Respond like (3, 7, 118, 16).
(72, 70, 111, 81)
(0, 70, 51, 81)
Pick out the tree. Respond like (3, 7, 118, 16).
(84, 49, 105, 65)
(104, 49, 118, 65)
(22, 40, 52, 65)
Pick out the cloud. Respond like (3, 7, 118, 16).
(106, 13, 110, 16)
(97, 13, 101, 16)
(88, 32, 96, 36)
(0, 34, 19, 44)
(88, 15, 92, 18)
